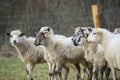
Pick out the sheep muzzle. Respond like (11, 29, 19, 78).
(34, 32, 46, 46)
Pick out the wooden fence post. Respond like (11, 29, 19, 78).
(91, 4, 100, 28)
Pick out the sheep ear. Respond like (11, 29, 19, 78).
(88, 27, 93, 32)
(6, 33, 10, 36)
(81, 27, 87, 30)
(20, 33, 25, 36)
(39, 27, 41, 30)
(47, 28, 50, 31)
(96, 29, 101, 33)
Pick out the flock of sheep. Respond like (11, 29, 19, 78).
(7, 27, 120, 80)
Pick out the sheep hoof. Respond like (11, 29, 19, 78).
(53, 71, 58, 75)
(27, 77, 33, 80)
(49, 72, 53, 76)
(75, 75, 82, 80)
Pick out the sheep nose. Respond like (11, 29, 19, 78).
(73, 41, 78, 46)
(34, 39, 40, 46)
(14, 40, 17, 43)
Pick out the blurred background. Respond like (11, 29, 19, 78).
(0, 0, 120, 58)
(0, 0, 120, 80)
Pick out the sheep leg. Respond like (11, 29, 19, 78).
(63, 65, 69, 80)
(48, 62, 54, 80)
(81, 68, 88, 80)
(55, 62, 62, 80)
(58, 67, 62, 80)
(92, 70, 98, 80)
(52, 62, 56, 80)
(26, 63, 34, 80)
(104, 68, 111, 80)
(100, 66, 106, 80)
(88, 68, 92, 80)
(92, 63, 98, 80)
(74, 63, 82, 80)
(111, 68, 117, 80)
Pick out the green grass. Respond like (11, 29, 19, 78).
(0, 58, 48, 80)
(0, 58, 76, 80)
(0, 58, 119, 80)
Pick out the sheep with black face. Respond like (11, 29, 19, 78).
(72, 27, 110, 80)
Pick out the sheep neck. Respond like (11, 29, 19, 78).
(100, 29, 114, 50)
(81, 37, 96, 51)
(81, 38, 89, 49)
(13, 37, 30, 60)
(44, 35, 56, 55)
(83, 38, 97, 63)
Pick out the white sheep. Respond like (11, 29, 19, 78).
(72, 27, 111, 80)
(113, 28, 120, 34)
(34, 26, 93, 80)
(7, 30, 53, 80)
(79, 36, 107, 80)
(87, 28, 120, 80)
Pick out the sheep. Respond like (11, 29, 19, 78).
(7, 30, 53, 80)
(87, 28, 120, 80)
(72, 27, 93, 46)
(34, 26, 93, 80)
(72, 27, 111, 80)
(113, 28, 120, 34)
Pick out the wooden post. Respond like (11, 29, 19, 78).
(91, 4, 100, 28)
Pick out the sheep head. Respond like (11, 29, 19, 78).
(34, 26, 53, 46)
(72, 27, 93, 46)
(87, 28, 103, 43)
(113, 28, 120, 34)
(7, 30, 25, 46)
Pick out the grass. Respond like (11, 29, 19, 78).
(0, 58, 76, 80)
(0, 58, 119, 80)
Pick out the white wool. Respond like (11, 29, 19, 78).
(53, 36, 73, 46)
(113, 28, 120, 34)
(49, 34, 84, 60)
(11, 30, 22, 35)
(73, 27, 107, 80)
(87, 28, 120, 80)
(11, 37, 47, 64)
(38, 27, 93, 80)
(80, 37, 106, 68)
(9, 30, 52, 79)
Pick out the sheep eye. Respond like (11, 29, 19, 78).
(44, 30, 48, 32)
(39, 32, 46, 38)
